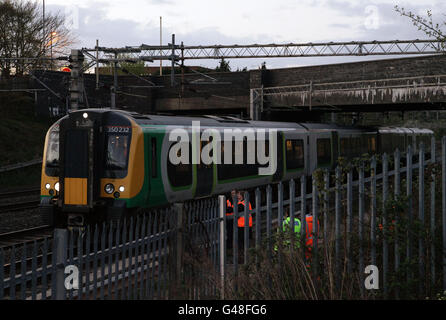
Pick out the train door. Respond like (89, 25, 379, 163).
(308, 131, 333, 172)
(195, 139, 214, 198)
(59, 116, 99, 214)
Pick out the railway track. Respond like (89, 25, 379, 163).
(0, 186, 41, 214)
(0, 200, 41, 214)
(0, 187, 40, 201)
(0, 226, 53, 248)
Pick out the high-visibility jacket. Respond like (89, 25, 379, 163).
(237, 200, 253, 227)
(378, 219, 396, 232)
(226, 199, 234, 212)
(282, 217, 302, 234)
(281, 217, 302, 249)
(304, 215, 320, 249)
(226, 199, 253, 227)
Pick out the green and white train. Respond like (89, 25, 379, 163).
(39, 109, 433, 227)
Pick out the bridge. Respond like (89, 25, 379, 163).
(28, 38, 446, 120)
(249, 54, 446, 120)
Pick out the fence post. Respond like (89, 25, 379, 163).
(394, 148, 401, 299)
(266, 185, 272, 261)
(371, 156, 377, 268)
(289, 179, 296, 252)
(407, 144, 413, 288)
(324, 170, 329, 241)
(382, 153, 389, 298)
(218, 195, 226, 300)
(347, 170, 353, 275)
(358, 162, 365, 298)
(419, 143, 425, 296)
(55, 228, 68, 300)
(312, 175, 319, 285)
(430, 152, 436, 291)
(442, 137, 446, 292)
(244, 191, 250, 264)
(170, 203, 184, 298)
(301, 176, 307, 262)
(335, 167, 341, 291)
(255, 188, 261, 251)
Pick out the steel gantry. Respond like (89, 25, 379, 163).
(81, 38, 445, 62)
(72, 37, 446, 115)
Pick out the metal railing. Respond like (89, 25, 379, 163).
(1, 138, 446, 299)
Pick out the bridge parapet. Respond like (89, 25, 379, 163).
(253, 74, 446, 113)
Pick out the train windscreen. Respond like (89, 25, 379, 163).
(45, 130, 59, 176)
(104, 133, 130, 178)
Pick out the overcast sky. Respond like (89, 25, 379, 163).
(44, 0, 446, 70)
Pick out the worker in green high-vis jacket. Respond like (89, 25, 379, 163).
(275, 208, 302, 251)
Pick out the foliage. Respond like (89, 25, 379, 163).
(0, 0, 75, 76)
(395, 5, 445, 49)
(117, 54, 148, 76)
(215, 58, 231, 72)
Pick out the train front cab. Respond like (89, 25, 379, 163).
(40, 110, 145, 228)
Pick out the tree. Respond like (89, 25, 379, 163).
(118, 54, 148, 76)
(215, 58, 231, 72)
(395, 5, 445, 50)
(0, 0, 75, 77)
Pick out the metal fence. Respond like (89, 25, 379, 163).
(1, 138, 446, 299)
(217, 137, 446, 299)
(0, 202, 221, 300)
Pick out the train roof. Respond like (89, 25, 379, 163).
(379, 127, 434, 134)
(65, 109, 433, 135)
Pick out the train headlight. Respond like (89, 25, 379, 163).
(119, 186, 125, 192)
(54, 182, 60, 192)
(105, 183, 115, 194)
(45, 183, 51, 190)
(83, 112, 88, 119)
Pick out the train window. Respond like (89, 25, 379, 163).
(45, 130, 59, 176)
(286, 139, 304, 170)
(104, 134, 130, 178)
(217, 139, 260, 181)
(151, 137, 157, 178)
(368, 136, 376, 153)
(317, 138, 331, 166)
(167, 143, 192, 188)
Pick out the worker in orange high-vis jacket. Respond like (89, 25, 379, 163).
(226, 189, 237, 250)
(236, 191, 253, 228)
(236, 191, 253, 255)
(303, 214, 320, 261)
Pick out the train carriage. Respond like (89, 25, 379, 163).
(39, 109, 433, 227)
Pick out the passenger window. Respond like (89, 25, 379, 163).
(368, 137, 376, 153)
(286, 139, 304, 170)
(217, 139, 260, 180)
(317, 138, 331, 166)
(167, 143, 192, 188)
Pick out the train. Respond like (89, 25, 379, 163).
(39, 109, 433, 227)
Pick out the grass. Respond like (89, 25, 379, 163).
(0, 92, 54, 188)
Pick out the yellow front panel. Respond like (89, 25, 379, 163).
(64, 178, 88, 205)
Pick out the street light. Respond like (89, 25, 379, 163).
(50, 31, 57, 70)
